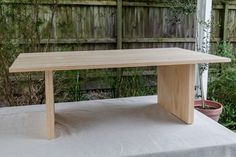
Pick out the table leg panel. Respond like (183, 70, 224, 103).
(45, 71, 55, 139)
(157, 64, 195, 124)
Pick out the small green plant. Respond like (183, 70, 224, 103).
(197, 63, 208, 109)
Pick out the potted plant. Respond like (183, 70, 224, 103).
(194, 63, 223, 122)
(194, 41, 235, 122)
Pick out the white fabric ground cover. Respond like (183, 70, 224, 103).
(0, 96, 236, 157)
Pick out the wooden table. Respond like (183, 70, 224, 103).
(9, 48, 230, 139)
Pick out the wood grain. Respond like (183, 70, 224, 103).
(45, 71, 55, 139)
(9, 48, 230, 73)
(158, 64, 195, 124)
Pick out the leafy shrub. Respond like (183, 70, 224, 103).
(208, 41, 236, 130)
(209, 68, 236, 129)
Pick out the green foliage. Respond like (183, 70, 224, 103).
(167, 0, 196, 23)
(208, 41, 236, 130)
(216, 41, 236, 62)
(0, 0, 56, 106)
(110, 68, 156, 98)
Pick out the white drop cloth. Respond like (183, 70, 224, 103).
(0, 96, 236, 157)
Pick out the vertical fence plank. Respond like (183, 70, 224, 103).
(223, 2, 229, 41)
(117, 0, 122, 49)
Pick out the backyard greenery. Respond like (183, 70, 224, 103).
(208, 41, 236, 130)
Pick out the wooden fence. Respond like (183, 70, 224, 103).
(3, 0, 236, 48)
(1, 0, 236, 104)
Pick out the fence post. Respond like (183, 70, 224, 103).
(113, 0, 123, 98)
(223, 2, 229, 41)
(117, 0, 122, 49)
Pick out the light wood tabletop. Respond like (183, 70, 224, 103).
(9, 48, 231, 139)
(9, 48, 230, 73)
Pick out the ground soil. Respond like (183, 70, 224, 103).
(195, 105, 217, 110)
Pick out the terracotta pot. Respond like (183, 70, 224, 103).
(194, 100, 223, 122)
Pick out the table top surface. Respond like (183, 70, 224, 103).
(9, 48, 230, 72)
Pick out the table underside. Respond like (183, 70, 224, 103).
(45, 64, 195, 139)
